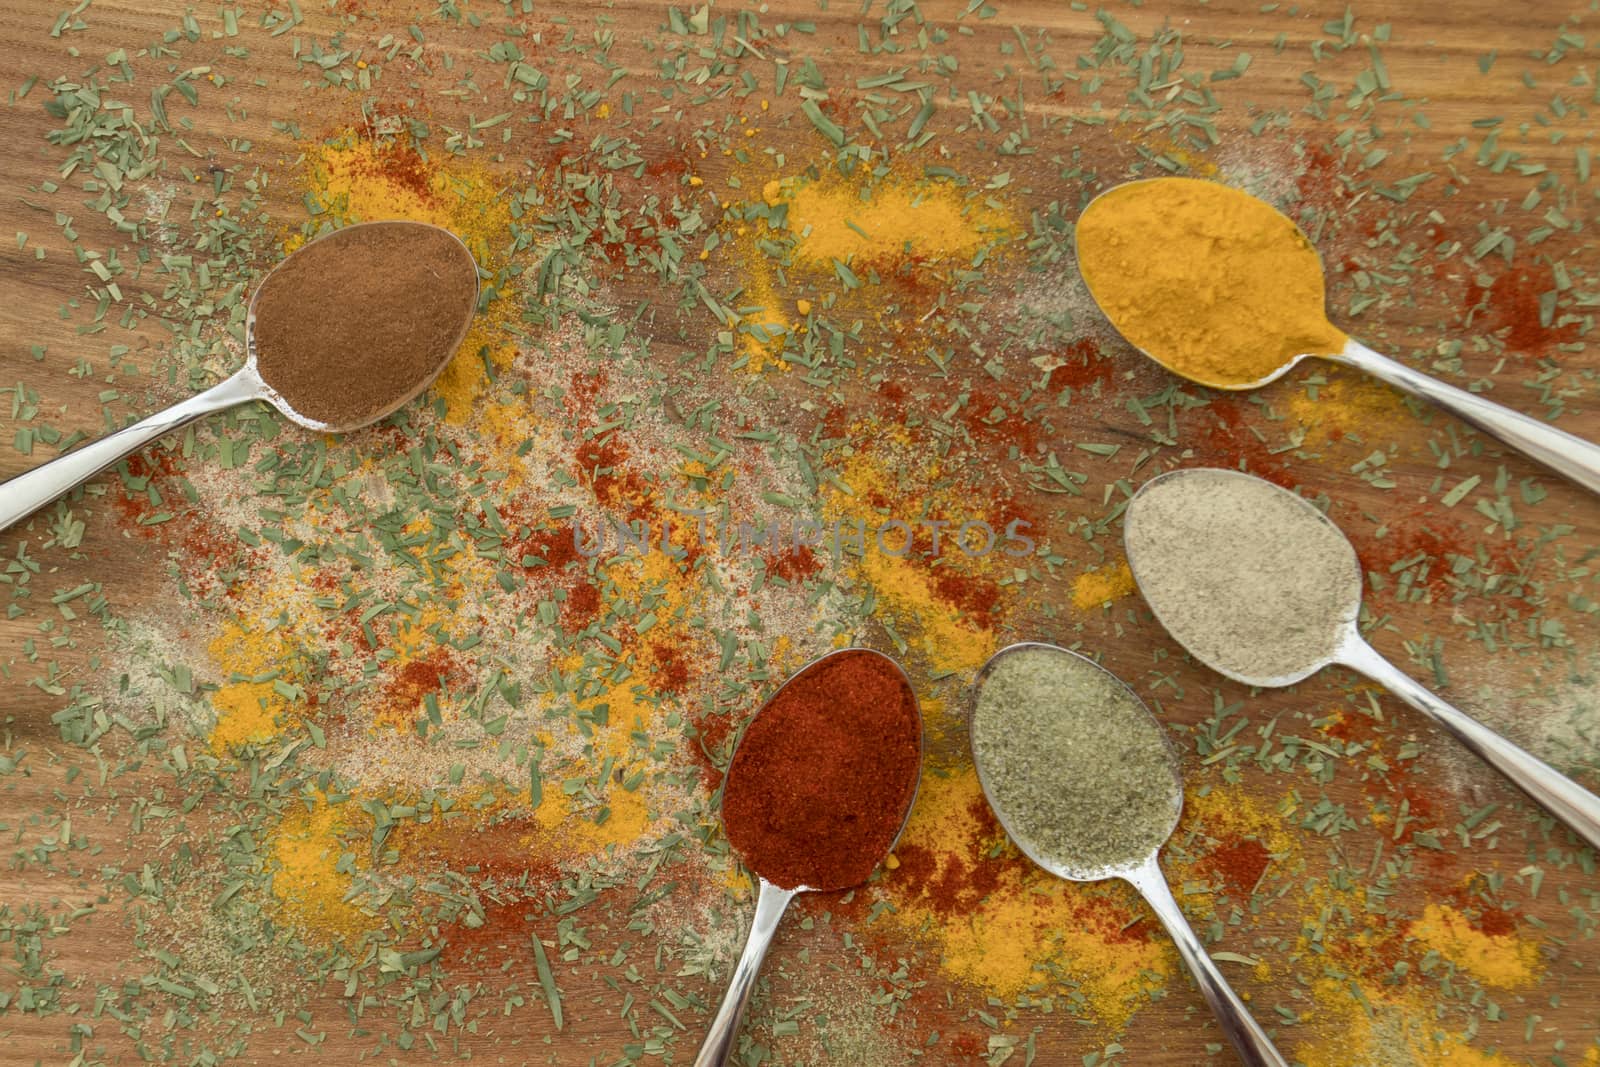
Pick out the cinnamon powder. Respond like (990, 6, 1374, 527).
(252, 221, 477, 428)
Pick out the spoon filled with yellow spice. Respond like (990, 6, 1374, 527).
(1076, 178, 1600, 497)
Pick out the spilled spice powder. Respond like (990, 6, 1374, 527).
(721, 649, 922, 890)
(253, 221, 478, 428)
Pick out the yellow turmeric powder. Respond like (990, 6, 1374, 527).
(1407, 902, 1542, 989)
(1075, 178, 1347, 387)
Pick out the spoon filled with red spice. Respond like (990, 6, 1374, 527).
(694, 647, 923, 1067)
(0, 220, 478, 534)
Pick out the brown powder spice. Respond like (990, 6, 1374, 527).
(252, 221, 478, 428)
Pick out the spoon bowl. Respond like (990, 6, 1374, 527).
(1076, 178, 1600, 496)
(246, 220, 479, 432)
(0, 220, 479, 533)
(693, 647, 923, 1067)
(970, 642, 1288, 1066)
(1125, 467, 1600, 851)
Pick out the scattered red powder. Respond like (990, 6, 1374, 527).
(951, 1032, 985, 1056)
(1202, 836, 1271, 895)
(1474, 907, 1515, 938)
(1045, 338, 1117, 392)
(933, 570, 1002, 621)
(960, 388, 1040, 453)
(765, 544, 822, 584)
(383, 653, 452, 707)
(1347, 506, 1517, 605)
(686, 704, 738, 792)
(1196, 398, 1294, 488)
(562, 579, 601, 628)
(508, 525, 581, 570)
(648, 640, 690, 693)
(893, 793, 1009, 915)
(1295, 144, 1346, 209)
(1468, 267, 1576, 355)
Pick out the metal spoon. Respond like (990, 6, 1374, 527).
(1125, 467, 1600, 852)
(1077, 178, 1600, 497)
(969, 641, 1288, 1067)
(694, 647, 923, 1067)
(0, 220, 479, 534)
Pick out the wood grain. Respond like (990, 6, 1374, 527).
(1, 0, 1598, 1065)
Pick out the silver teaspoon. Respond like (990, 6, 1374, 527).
(1125, 467, 1600, 852)
(1077, 178, 1600, 497)
(970, 642, 1288, 1067)
(694, 647, 923, 1067)
(0, 220, 478, 535)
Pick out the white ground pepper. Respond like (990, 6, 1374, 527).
(1123, 468, 1360, 685)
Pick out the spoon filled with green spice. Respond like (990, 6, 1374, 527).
(970, 642, 1289, 1067)
(0, 220, 479, 535)
(1124, 467, 1600, 852)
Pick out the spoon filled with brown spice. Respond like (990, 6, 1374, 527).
(0, 220, 478, 534)
(694, 648, 923, 1067)
(970, 642, 1289, 1067)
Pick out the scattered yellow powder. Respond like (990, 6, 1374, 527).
(269, 795, 376, 941)
(383, 604, 459, 665)
(824, 439, 1008, 678)
(1284, 371, 1412, 448)
(860, 550, 996, 675)
(1154, 143, 1220, 177)
(1071, 561, 1136, 610)
(206, 619, 301, 752)
(477, 398, 553, 490)
(530, 679, 665, 853)
(732, 258, 793, 372)
(1297, 977, 1523, 1067)
(1185, 786, 1299, 857)
(1407, 903, 1541, 989)
(1169, 787, 1300, 907)
(884, 766, 1170, 1028)
(772, 172, 1013, 269)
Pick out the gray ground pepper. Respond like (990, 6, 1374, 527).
(1124, 468, 1361, 685)
(971, 645, 1180, 878)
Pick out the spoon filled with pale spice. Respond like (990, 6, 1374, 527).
(1125, 467, 1600, 852)
(0, 220, 478, 534)
(1075, 177, 1600, 497)
(970, 642, 1289, 1067)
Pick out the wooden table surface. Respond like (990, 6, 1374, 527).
(1, 0, 1598, 1064)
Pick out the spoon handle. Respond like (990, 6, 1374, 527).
(1340, 636, 1600, 852)
(1124, 855, 1289, 1067)
(692, 878, 798, 1067)
(1331, 339, 1600, 497)
(0, 369, 263, 536)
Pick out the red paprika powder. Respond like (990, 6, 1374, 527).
(720, 648, 923, 891)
